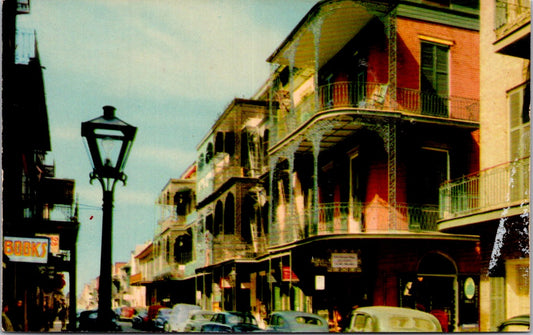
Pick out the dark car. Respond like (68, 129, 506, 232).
(152, 307, 172, 331)
(77, 309, 122, 331)
(132, 309, 150, 330)
(201, 311, 261, 332)
(497, 315, 530, 332)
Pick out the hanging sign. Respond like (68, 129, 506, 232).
(3, 236, 49, 264)
(282, 266, 299, 282)
(330, 251, 361, 272)
(36, 233, 59, 254)
(464, 277, 476, 300)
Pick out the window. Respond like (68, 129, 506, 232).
(509, 83, 530, 201)
(206, 143, 214, 163)
(421, 42, 449, 117)
(509, 83, 530, 160)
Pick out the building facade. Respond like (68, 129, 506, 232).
(128, 0, 528, 332)
(2, 0, 79, 331)
(438, 0, 530, 331)
(252, 0, 481, 331)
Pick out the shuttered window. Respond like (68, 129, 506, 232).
(509, 84, 530, 202)
(509, 83, 530, 160)
(421, 42, 449, 117)
(421, 42, 449, 97)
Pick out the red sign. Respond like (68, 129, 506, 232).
(282, 266, 299, 282)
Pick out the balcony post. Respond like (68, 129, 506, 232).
(387, 8, 398, 108)
(307, 121, 336, 235)
(311, 16, 324, 110)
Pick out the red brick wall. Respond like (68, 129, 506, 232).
(397, 17, 480, 100)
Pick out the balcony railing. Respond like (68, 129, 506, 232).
(495, 0, 530, 38)
(212, 153, 245, 188)
(212, 234, 267, 263)
(24, 204, 76, 222)
(439, 157, 530, 220)
(269, 201, 439, 247)
(272, 81, 479, 143)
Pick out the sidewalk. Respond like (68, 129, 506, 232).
(48, 320, 64, 332)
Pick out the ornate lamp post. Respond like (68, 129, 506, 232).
(81, 106, 136, 330)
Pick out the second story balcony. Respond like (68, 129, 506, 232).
(494, 0, 530, 58)
(269, 201, 439, 247)
(271, 81, 479, 144)
(212, 234, 267, 264)
(439, 157, 530, 224)
(495, 0, 530, 38)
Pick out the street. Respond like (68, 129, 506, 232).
(118, 320, 143, 332)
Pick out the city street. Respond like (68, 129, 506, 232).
(118, 321, 142, 332)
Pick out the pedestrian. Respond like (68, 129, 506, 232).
(2, 305, 14, 332)
(41, 300, 50, 331)
(9, 300, 24, 331)
(58, 302, 67, 330)
(329, 306, 342, 332)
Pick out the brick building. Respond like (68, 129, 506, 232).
(438, 0, 530, 331)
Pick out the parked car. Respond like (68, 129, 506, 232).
(77, 309, 122, 331)
(345, 306, 442, 332)
(201, 311, 261, 332)
(266, 311, 329, 332)
(121, 306, 137, 320)
(131, 308, 150, 330)
(146, 304, 165, 329)
(153, 307, 173, 331)
(166, 303, 202, 332)
(183, 310, 216, 332)
(497, 314, 530, 332)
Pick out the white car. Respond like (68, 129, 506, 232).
(166, 303, 201, 332)
(183, 310, 216, 332)
(345, 306, 442, 332)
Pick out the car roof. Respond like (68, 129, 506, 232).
(353, 306, 435, 318)
(272, 311, 322, 317)
(500, 315, 530, 325)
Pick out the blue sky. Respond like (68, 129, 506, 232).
(17, 0, 319, 297)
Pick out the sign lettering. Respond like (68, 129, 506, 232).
(3, 236, 49, 264)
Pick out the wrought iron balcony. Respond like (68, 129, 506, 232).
(212, 234, 267, 263)
(272, 81, 479, 143)
(495, 0, 530, 39)
(439, 157, 530, 220)
(269, 201, 439, 247)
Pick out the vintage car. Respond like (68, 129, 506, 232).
(77, 309, 122, 331)
(183, 310, 216, 332)
(166, 303, 201, 332)
(201, 311, 261, 332)
(152, 307, 172, 331)
(497, 315, 530, 332)
(345, 306, 442, 332)
(266, 311, 329, 332)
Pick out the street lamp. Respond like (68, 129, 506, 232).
(81, 106, 136, 330)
